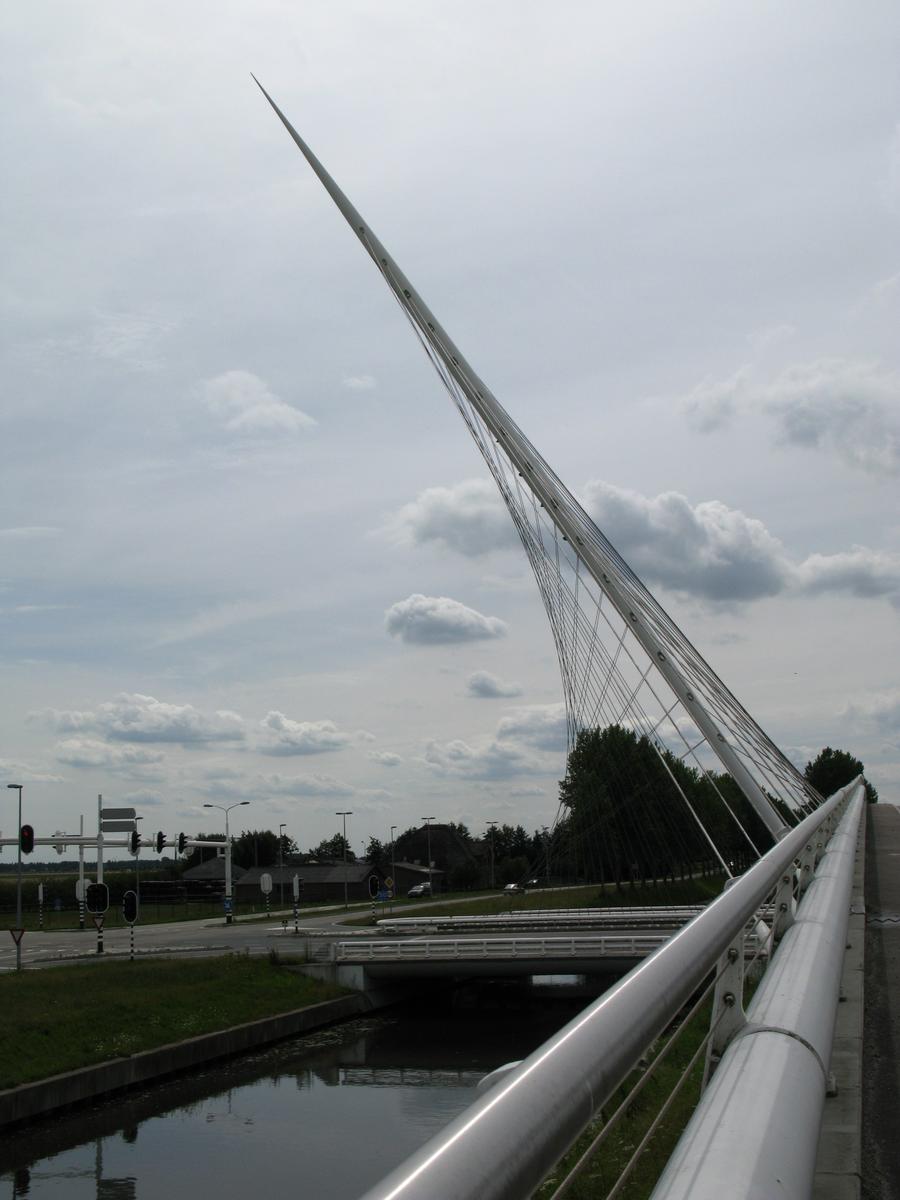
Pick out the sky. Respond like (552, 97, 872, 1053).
(2, 1, 899, 863)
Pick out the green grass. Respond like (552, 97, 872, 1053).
(0, 956, 347, 1090)
(345, 876, 726, 925)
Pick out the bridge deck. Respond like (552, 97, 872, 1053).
(861, 803, 900, 1199)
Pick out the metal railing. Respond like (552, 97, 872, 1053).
(336, 934, 669, 963)
(375, 907, 706, 936)
(358, 779, 863, 1200)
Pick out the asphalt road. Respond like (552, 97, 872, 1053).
(862, 803, 900, 1200)
(0, 902, 371, 971)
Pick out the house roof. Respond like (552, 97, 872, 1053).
(182, 858, 246, 881)
(238, 863, 383, 886)
(392, 861, 445, 878)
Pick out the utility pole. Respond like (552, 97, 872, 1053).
(422, 816, 435, 895)
(487, 820, 498, 890)
(279, 823, 286, 909)
(336, 811, 352, 909)
(7, 785, 23, 970)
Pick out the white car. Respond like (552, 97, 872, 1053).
(407, 882, 432, 898)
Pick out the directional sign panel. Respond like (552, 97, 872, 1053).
(101, 808, 136, 820)
(101, 820, 137, 832)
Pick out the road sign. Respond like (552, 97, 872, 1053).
(75, 879, 90, 901)
(377, 889, 389, 902)
(223, 897, 233, 913)
(9, 929, 25, 946)
(292, 874, 300, 900)
(37, 884, 44, 903)
(260, 873, 273, 896)
(101, 808, 136, 820)
(101, 820, 136, 832)
(91, 915, 104, 931)
(385, 876, 394, 889)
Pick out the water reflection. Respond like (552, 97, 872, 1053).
(2, 986, 597, 1199)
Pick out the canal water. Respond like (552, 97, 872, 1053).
(2, 982, 599, 1199)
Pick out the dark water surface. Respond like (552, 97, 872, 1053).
(3, 986, 593, 1199)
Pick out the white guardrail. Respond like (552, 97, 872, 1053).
(358, 777, 865, 1200)
(337, 934, 668, 962)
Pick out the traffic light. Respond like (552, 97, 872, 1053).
(130, 830, 140, 854)
(177, 832, 187, 854)
(85, 882, 109, 915)
(122, 890, 138, 924)
(156, 831, 166, 853)
(20, 825, 34, 855)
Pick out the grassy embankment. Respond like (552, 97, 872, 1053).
(346, 874, 726, 925)
(0, 955, 346, 1090)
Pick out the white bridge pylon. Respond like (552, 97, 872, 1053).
(255, 79, 822, 865)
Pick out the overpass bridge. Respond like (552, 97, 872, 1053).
(327, 907, 769, 980)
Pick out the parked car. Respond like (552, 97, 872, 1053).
(407, 882, 432, 898)
(503, 882, 525, 894)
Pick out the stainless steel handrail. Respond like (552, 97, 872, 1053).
(650, 777, 865, 1199)
(358, 780, 858, 1200)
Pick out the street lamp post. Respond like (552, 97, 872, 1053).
(422, 816, 435, 895)
(203, 800, 250, 924)
(134, 816, 143, 908)
(7, 785, 23, 970)
(389, 825, 397, 913)
(486, 820, 498, 890)
(279, 823, 286, 909)
(335, 811, 352, 909)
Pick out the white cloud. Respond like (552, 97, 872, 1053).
(387, 478, 516, 557)
(423, 702, 567, 780)
(342, 374, 376, 390)
(55, 738, 164, 769)
(369, 750, 403, 767)
(682, 359, 900, 475)
(258, 772, 356, 798)
(582, 481, 790, 601)
(582, 480, 900, 606)
(36, 694, 246, 744)
(796, 548, 900, 599)
(199, 370, 316, 435)
(496, 703, 568, 752)
(122, 788, 165, 808)
(681, 366, 752, 433)
(258, 711, 357, 756)
(844, 691, 900, 743)
(385, 594, 507, 644)
(0, 756, 65, 784)
(423, 737, 536, 781)
(764, 360, 900, 475)
(466, 670, 524, 699)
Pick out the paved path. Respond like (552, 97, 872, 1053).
(0, 902, 372, 970)
(863, 803, 900, 1200)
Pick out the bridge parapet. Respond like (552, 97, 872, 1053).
(358, 777, 864, 1200)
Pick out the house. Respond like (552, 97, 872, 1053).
(235, 862, 386, 906)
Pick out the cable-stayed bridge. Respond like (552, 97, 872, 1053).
(255, 82, 878, 1200)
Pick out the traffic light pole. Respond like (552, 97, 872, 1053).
(12, 785, 23, 971)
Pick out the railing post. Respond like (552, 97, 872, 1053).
(771, 871, 795, 945)
(703, 933, 746, 1088)
(796, 840, 816, 898)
